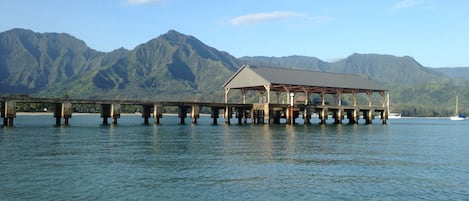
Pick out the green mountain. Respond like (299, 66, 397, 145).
(0, 28, 107, 93)
(1, 29, 239, 101)
(61, 30, 240, 101)
(1, 28, 469, 116)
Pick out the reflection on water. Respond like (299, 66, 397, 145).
(1, 115, 469, 200)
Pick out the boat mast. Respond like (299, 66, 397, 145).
(455, 95, 459, 115)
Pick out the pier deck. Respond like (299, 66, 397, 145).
(1, 96, 386, 127)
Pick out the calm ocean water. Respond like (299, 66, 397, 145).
(1, 114, 468, 200)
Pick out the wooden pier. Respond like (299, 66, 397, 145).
(1, 96, 387, 127)
(2, 65, 390, 127)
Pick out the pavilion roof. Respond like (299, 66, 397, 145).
(223, 65, 387, 93)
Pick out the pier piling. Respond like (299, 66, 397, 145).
(111, 104, 120, 125)
(142, 105, 152, 125)
(178, 106, 187, 124)
(224, 107, 232, 125)
(2, 100, 16, 127)
(191, 105, 200, 124)
(153, 104, 163, 125)
(53, 102, 72, 126)
(101, 104, 111, 125)
(303, 107, 311, 125)
(211, 107, 219, 125)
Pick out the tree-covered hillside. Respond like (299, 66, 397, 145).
(1, 28, 469, 116)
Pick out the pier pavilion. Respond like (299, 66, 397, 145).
(223, 65, 389, 124)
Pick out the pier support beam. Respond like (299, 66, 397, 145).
(153, 104, 163, 125)
(178, 106, 187, 124)
(347, 109, 359, 124)
(250, 109, 255, 124)
(224, 107, 232, 125)
(273, 110, 281, 124)
(264, 104, 271, 124)
(142, 105, 152, 125)
(111, 104, 120, 125)
(191, 105, 200, 124)
(288, 93, 295, 125)
(287, 106, 295, 125)
(101, 104, 111, 125)
(211, 107, 219, 125)
(235, 108, 242, 124)
(253, 110, 265, 124)
(364, 109, 374, 124)
(1, 100, 16, 127)
(380, 110, 388, 125)
(101, 104, 121, 125)
(319, 107, 328, 124)
(54, 102, 72, 126)
(334, 108, 343, 124)
(54, 103, 61, 126)
(303, 107, 311, 125)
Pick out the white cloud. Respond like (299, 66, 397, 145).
(390, 0, 420, 12)
(229, 11, 305, 26)
(123, 0, 164, 6)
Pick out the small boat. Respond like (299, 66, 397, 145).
(450, 96, 465, 121)
(389, 112, 402, 119)
(387, 94, 401, 119)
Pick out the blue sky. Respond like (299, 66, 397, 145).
(1, 0, 468, 67)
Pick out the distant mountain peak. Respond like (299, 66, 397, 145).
(166, 29, 183, 35)
(160, 29, 196, 42)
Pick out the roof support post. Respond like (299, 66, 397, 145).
(379, 91, 386, 107)
(352, 89, 357, 107)
(264, 85, 271, 104)
(282, 85, 293, 105)
(321, 88, 325, 106)
(336, 88, 343, 106)
(242, 89, 247, 104)
(224, 88, 230, 103)
(367, 90, 373, 107)
(302, 87, 309, 105)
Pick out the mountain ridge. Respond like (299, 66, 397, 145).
(1, 28, 468, 116)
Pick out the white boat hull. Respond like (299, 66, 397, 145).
(450, 116, 465, 121)
(388, 113, 401, 119)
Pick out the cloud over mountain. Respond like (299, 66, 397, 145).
(229, 11, 305, 26)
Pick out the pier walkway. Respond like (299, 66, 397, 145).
(1, 95, 386, 127)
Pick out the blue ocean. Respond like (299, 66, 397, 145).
(1, 114, 468, 200)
